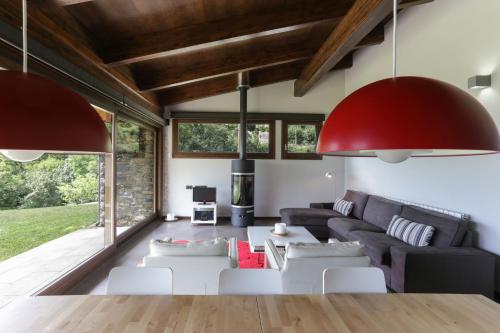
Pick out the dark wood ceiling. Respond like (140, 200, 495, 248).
(3, 0, 432, 114)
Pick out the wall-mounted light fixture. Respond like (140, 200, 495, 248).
(468, 75, 491, 89)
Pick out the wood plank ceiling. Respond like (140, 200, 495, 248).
(4, 0, 432, 113)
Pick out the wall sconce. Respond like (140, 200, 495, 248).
(468, 75, 491, 89)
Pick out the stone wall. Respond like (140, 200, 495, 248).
(98, 155, 105, 227)
(116, 127, 155, 226)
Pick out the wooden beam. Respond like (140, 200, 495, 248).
(102, 1, 354, 67)
(294, 0, 429, 97)
(157, 55, 353, 106)
(31, 0, 94, 6)
(158, 75, 238, 106)
(294, 0, 394, 97)
(135, 21, 334, 92)
(135, 21, 378, 92)
(399, 0, 433, 9)
(169, 112, 326, 122)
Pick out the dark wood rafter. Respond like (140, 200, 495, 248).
(134, 23, 380, 93)
(158, 55, 353, 106)
(31, 0, 94, 7)
(294, 0, 432, 97)
(101, 1, 355, 67)
(399, 0, 434, 9)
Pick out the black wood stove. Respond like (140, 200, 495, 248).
(231, 73, 255, 227)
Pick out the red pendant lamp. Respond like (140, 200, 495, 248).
(317, 0, 500, 163)
(0, 0, 111, 162)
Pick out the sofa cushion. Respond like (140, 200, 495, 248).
(328, 217, 385, 239)
(334, 198, 354, 216)
(285, 241, 364, 259)
(400, 205, 469, 247)
(349, 231, 406, 266)
(386, 215, 435, 247)
(343, 190, 370, 220)
(362, 196, 403, 230)
(280, 208, 342, 226)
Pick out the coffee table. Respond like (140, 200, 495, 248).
(247, 226, 319, 253)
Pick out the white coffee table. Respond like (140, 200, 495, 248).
(247, 226, 319, 253)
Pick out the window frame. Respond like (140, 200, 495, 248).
(172, 119, 276, 159)
(281, 120, 323, 160)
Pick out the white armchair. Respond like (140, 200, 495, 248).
(265, 239, 370, 294)
(143, 237, 238, 295)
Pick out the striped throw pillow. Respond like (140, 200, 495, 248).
(387, 215, 435, 247)
(334, 198, 354, 216)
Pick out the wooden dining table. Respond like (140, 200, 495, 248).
(0, 294, 499, 332)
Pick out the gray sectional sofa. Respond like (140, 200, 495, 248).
(280, 190, 495, 297)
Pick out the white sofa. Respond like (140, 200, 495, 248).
(143, 237, 238, 295)
(265, 239, 370, 294)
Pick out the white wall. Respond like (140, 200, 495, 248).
(165, 74, 346, 217)
(344, 0, 500, 288)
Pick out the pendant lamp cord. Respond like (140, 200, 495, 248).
(392, 0, 397, 78)
(22, 0, 27, 73)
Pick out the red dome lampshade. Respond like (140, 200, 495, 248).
(317, 76, 500, 162)
(0, 71, 112, 156)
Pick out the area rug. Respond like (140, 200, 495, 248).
(237, 240, 264, 269)
(168, 239, 264, 268)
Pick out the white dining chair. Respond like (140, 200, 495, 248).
(106, 266, 173, 295)
(218, 269, 282, 295)
(323, 267, 387, 294)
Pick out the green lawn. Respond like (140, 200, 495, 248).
(0, 203, 98, 261)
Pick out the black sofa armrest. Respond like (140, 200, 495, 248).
(309, 202, 334, 209)
(390, 246, 495, 298)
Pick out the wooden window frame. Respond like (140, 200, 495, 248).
(172, 119, 276, 159)
(281, 120, 323, 160)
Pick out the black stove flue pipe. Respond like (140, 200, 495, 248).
(239, 75, 248, 160)
(231, 73, 255, 227)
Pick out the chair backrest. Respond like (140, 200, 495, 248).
(282, 256, 371, 294)
(143, 237, 238, 295)
(144, 256, 232, 295)
(323, 267, 387, 294)
(106, 267, 173, 295)
(218, 269, 282, 295)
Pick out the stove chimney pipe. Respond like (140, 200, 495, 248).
(238, 72, 250, 160)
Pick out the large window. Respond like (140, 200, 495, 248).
(115, 119, 156, 234)
(172, 119, 275, 159)
(0, 108, 114, 307)
(281, 120, 322, 160)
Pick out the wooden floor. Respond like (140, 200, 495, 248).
(68, 218, 278, 295)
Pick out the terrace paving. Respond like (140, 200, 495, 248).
(0, 227, 128, 308)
